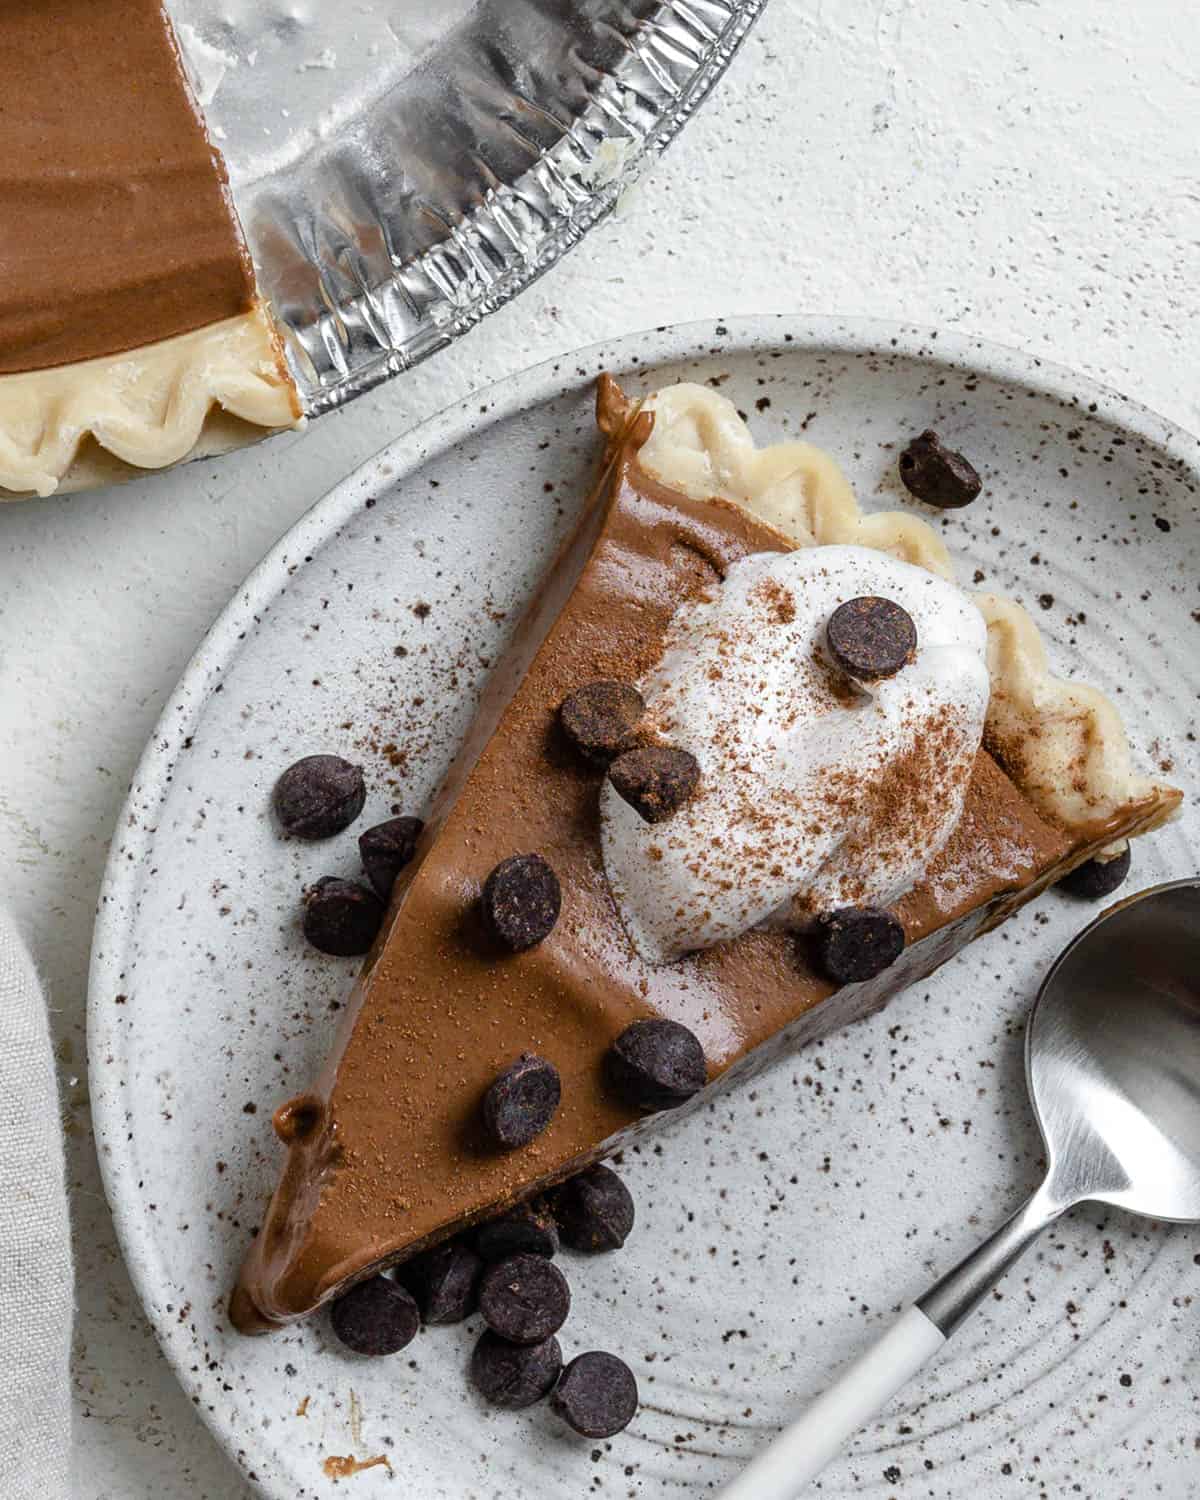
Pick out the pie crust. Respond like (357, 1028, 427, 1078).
(0, 306, 301, 499)
(637, 382, 1180, 841)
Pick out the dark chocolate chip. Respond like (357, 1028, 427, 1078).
(358, 815, 424, 899)
(273, 755, 366, 839)
(815, 906, 906, 984)
(482, 1054, 561, 1149)
(898, 430, 982, 508)
(470, 1331, 563, 1410)
(476, 1199, 560, 1261)
(481, 854, 561, 951)
(826, 596, 917, 682)
(607, 1019, 707, 1113)
(302, 877, 384, 956)
(478, 1253, 570, 1345)
(608, 746, 701, 824)
(550, 1165, 634, 1253)
(1058, 844, 1132, 899)
(329, 1275, 419, 1356)
(552, 1351, 639, 1438)
(395, 1238, 482, 1325)
(560, 680, 645, 763)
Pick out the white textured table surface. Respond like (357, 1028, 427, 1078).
(1, 2, 1197, 1495)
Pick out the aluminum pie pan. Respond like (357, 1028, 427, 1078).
(173, 0, 767, 415)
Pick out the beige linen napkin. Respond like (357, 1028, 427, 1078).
(0, 908, 71, 1498)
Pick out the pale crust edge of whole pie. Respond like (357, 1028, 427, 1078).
(636, 381, 1183, 843)
(0, 303, 302, 499)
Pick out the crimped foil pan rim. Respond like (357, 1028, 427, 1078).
(282, 0, 770, 415)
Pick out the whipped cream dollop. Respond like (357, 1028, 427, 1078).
(600, 545, 990, 964)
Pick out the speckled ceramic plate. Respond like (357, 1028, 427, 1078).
(89, 318, 1200, 1500)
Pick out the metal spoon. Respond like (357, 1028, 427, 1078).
(720, 878, 1200, 1498)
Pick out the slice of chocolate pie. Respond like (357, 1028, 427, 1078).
(0, 0, 299, 497)
(232, 376, 1180, 1332)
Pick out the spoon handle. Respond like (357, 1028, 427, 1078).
(716, 1305, 945, 1499)
(918, 1178, 1066, 1336)
(717, 1181, 1067, 1499)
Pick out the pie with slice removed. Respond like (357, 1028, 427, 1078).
(0, 0, 299, 498)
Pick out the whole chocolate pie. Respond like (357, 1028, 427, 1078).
(231, 375, 1180, 1332)
(0, 0, 300, 498)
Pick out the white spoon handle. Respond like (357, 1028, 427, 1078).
(720, 1183, 1068, 1498)
(717, 1306, 945, 1500)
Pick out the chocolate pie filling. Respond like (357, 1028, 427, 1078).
(0, 0, 255, 375)
(232, 377, 1164, 1332)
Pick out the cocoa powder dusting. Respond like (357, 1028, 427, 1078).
(812, 704, 971, 908)
(753, 575, 797, 624)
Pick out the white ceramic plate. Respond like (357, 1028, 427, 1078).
(90, 318, 1200, 1499)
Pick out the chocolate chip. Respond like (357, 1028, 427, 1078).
(470, 1332, 562, 1410)
(302, 877, 384, 956)
(552, 1351, 639, 1438)
(476, 1199, 560, 1261)
(482, 1054, 561, 1149)
(826, 596, 917, 681)
(607, 1019, 707, 1112)
(608, 746, 700, 824)
(898, 430, 982, 508)
(550, 1165, 634, 1253)
(358, 815, 424, 898)
(815, 906, 906, 984)
(481, 854, 561, 951)
(273, 755, 365, 839)
(329, 1275, 419, 1356)
(478, 1253, 570, 1344)
(560, 680, 645, 763)
(395, 1238, 482, 1325)
(1059, 844, 1132, 899)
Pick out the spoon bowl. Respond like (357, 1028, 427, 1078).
(1030, 878, 1200, 1222)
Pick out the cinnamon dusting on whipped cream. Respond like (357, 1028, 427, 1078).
(601, 545, 990, 961)
(788, 701, 971, 917)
